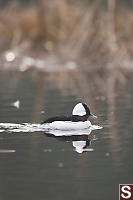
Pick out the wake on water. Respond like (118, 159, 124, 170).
(0, 123, 102, 135)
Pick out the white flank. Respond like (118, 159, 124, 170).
(48, 121, 91, 130)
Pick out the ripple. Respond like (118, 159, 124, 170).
(0, 123, 103, 134)
(0, 149, 16, 153)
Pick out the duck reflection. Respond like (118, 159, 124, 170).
(44, 128, 97, 154)
(73, 139, 92, 153)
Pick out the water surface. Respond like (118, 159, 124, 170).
(0, 71, 133, 200)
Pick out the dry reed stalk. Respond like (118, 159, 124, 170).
(0, 0, 133, 71)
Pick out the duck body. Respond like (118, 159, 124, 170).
(41, 103, 96, 131)
(43, 120, 91, 131)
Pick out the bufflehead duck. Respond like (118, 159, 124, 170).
(41, 103, 97, 130)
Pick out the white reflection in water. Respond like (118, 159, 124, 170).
(73, 141, 93, 153)
(0, 123, 102, 154)
(45, 127, 102, 154)
(0, 149, 16, 153)
(43, 149, 52, 153)
(11, 100, 20, 109)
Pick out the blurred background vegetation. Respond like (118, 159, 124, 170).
(0, 0, 133, 73)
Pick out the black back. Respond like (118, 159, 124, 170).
(41, 116, 72, 124)
(41, 115, 88, 124)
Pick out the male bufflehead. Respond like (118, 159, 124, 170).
(41, 103, 97, 130)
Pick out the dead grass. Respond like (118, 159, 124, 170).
(0, 0, 133, 71)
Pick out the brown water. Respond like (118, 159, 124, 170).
(0, 70, 132, 200)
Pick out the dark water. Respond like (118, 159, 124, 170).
(0, 70, 133, 200)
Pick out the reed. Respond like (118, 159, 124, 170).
(0, 0, 133, 71)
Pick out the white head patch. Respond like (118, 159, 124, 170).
(72, 103, 86, 116)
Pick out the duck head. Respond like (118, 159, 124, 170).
(72, 103, 97, 121)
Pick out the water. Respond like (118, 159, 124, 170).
(0, 70, 133, 200)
